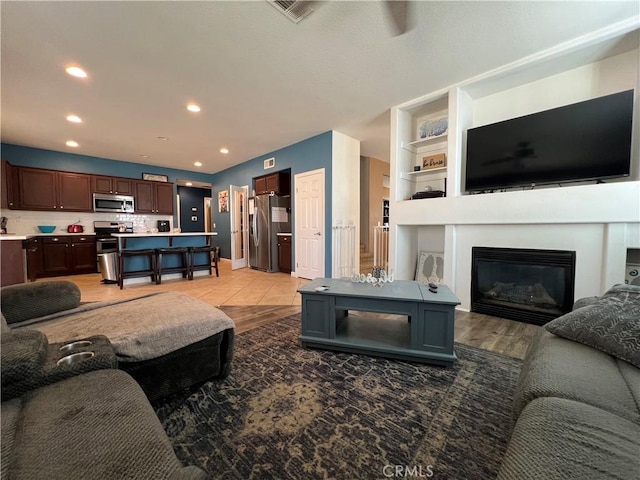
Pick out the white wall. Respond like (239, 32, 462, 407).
(331, 131, 361, 275)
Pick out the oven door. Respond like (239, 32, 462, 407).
(96, 237, 117, 254)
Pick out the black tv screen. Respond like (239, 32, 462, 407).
(465, 89, 634, 192)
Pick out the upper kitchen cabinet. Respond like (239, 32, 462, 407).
(1, 161, 18, 210)
(17, 166, 93, 212)
(93, 175, 133, 195)
(254, 171, 290, 195)
(134, 180, 174, 214)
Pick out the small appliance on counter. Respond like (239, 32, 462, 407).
(0, 217, 7, 234)
(67, 221, 84, 233)
(157, 220, 170, 232)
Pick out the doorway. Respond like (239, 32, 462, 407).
(177, 185, 211, 233)
(294, 168, 325, 279)
(230, 184, 249, 270)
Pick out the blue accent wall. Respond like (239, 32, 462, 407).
(2, 131, 334, 276)
(177, 186, 210, 232)
(210, 131, 333, 275)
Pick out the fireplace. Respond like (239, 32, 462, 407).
(471, 247, 576, 326)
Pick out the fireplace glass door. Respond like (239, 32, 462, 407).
(471, 247, 576, 325)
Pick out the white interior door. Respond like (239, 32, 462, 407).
(230, 185, 249, 270)
(295, 168, 325, 279)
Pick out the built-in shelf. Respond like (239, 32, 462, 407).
(403, 133, 448, 152)
(401, 167, 447, 181)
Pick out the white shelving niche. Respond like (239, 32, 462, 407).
(394, 93, 449, 202)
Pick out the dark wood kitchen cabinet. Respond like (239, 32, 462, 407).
(1, 161, 18, 210)
(93, 175, 133, 195)
(277, 234, 292, 273)
(17, 167, 92, 212)
(254, 171, 290, 195)
(134, 181, 174, 214)
(40, 235, 97, 277)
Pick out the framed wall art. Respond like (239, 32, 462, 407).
(218, 190, 229, 213)
(415, 251, 445, 284)
(142, 172, 169, 182)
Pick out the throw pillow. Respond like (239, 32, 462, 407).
(545, 284, 640, 367)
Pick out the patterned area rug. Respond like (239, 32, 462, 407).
(154, 315, 522, 479)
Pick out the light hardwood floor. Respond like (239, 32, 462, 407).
(58, 260, 540, 359)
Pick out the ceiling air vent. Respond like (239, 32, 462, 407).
(268, 1, 314, 24)
(264, 157, 276, 169)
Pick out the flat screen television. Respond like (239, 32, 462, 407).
(464, 89, 634, 192)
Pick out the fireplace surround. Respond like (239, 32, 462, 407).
(471, 247, 576, 326)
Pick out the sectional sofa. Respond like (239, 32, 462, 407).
(497, 284, 640, 479)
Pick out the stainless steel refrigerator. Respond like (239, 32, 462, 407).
(249, 194, 291, 272)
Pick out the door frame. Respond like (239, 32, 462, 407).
(230, 184, 249, 270)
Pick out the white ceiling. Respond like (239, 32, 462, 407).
(2, 1, 639, 175)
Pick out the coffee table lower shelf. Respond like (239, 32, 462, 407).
(300, 314, 457, 366)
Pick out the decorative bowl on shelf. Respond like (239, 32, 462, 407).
(37, 225, 56, 233)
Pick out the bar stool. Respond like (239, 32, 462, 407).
(118, 249, 157, 290)
(187, 245, 219, 280)
(155, 247, 189, 284)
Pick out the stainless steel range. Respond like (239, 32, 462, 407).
(94, 221, 133, 277)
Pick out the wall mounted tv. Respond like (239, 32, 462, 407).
(465, 89, 634, 192)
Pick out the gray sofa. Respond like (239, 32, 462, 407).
(0, 280, 238, 479)
(1, 327, 208, 479)
(497, 284, 640, 479)
(1, 280, 235, 401)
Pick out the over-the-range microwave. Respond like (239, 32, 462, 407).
(93, 193, 135, 213)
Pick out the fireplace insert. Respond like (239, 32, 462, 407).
(471, 247, 576, 325)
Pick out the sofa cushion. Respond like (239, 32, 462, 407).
(1, 281, 81, 324)
(514, 329, 640, 424)
(497, 397, 640, 480)
(545, 284, 640, 367)
(1, 369, 187, 480)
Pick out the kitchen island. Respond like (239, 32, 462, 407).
(112, 232, 218, 286)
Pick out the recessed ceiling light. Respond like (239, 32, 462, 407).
(66, 115, 82, 123)
(65, 66, 88, 78)
(194, 161, 202, 167)
(186, 182, 193, 186)
(186, 103, 201, 113)
(66, 140, 79, 147)
(140, 154, 149, 158)
(157, 136, 169, 141)
(220, 148, 229, 154)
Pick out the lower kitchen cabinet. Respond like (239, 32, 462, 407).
(39, 235, 97, 277)
(277, 234, 292, 273)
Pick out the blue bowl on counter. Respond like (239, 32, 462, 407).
(37, 225, 56, 233)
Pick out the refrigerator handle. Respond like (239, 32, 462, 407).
(252, 211, 259, 246)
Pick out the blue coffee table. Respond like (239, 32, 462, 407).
(297, 278, 460, 366)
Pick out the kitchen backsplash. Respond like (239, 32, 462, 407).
(2, 210, 172, 235)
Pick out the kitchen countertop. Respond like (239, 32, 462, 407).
(276, 233, 292, 236)
(0, 232, 97, 239)
(0, 235, 29, 241)
(112, 232, 217, 237)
